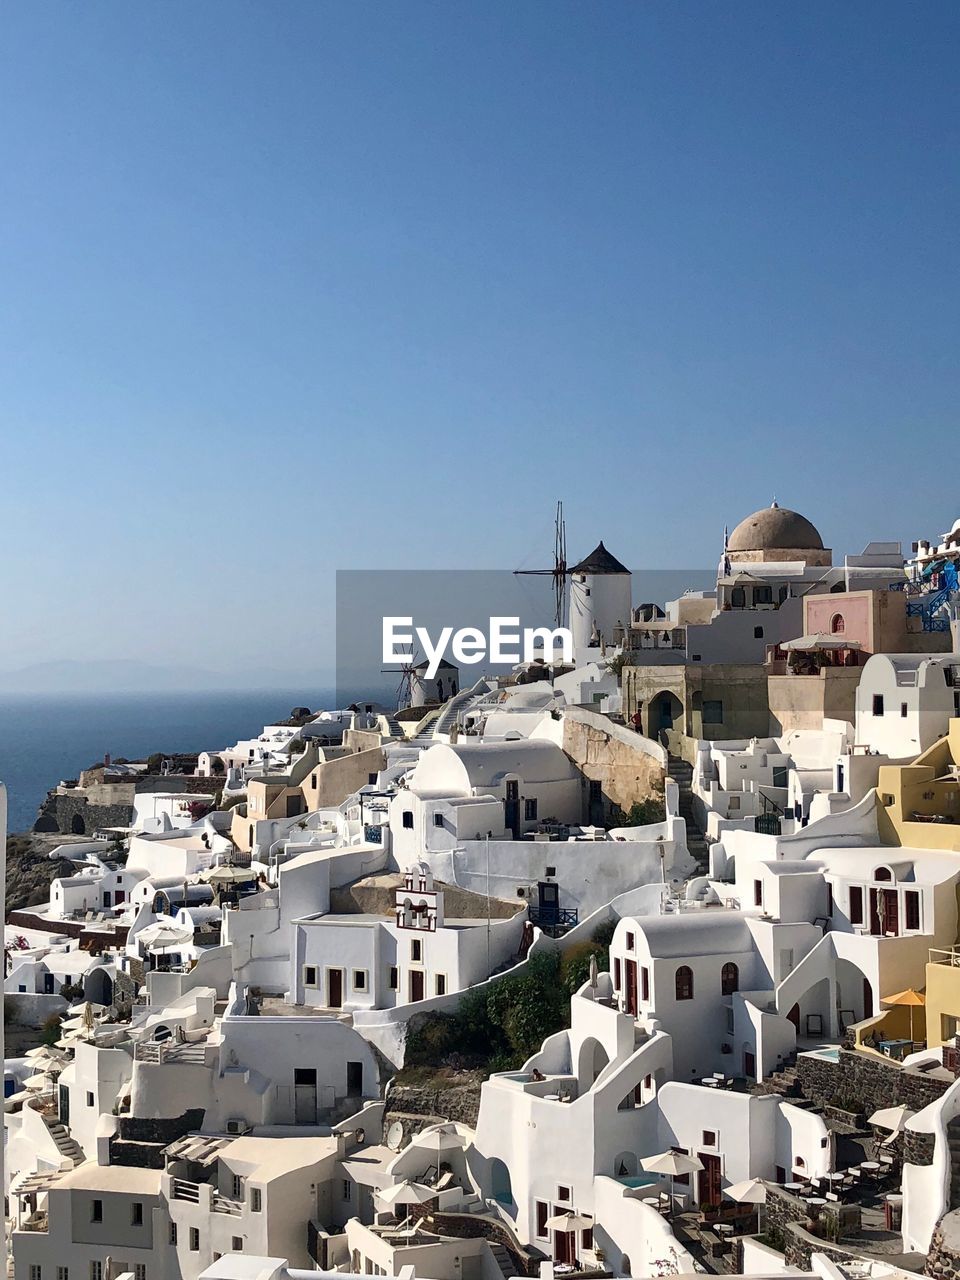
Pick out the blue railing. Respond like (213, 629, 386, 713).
(528, 905, 579, 930)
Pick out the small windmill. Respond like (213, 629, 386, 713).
(382, 646, 423, 710)
(514, 499, 568, 629)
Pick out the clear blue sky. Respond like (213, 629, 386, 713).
(2, 2, 958, 683)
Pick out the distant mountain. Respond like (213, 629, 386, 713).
(0, 659, 336, 694)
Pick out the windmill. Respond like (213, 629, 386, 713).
(514, 499, 568, 629)
(382, 645, 423, 710)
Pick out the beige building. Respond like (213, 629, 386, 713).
(621, 663, 770, 745)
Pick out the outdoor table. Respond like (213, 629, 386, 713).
(826, 1173, 846, 1184)
(861, 1162, 881, 1175)
(784, 1182, 804, 1193)
(701, 1078, 719, 1087)
(642, 1197, 660, 1208)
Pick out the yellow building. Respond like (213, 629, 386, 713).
(925, 946, 960, 1050)
(876, 718, 960, 853)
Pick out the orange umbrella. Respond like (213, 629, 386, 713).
(881, 989, 925, 1043)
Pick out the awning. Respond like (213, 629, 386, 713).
(782, 634, 862, 652)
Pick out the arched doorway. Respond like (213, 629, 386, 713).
(70, 812, 86, 835)
(490, 1158, 512, 1207)
(577, 1036, 610, 1091)
(649, 691, 682, 737)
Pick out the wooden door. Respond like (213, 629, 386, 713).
(409, 969, 425, 1002)
(625, 960, 638, 1016)
(328, 968, 343, 1008)
(554, 1229, 575, 1265)
(697, 1154, 722, 1208)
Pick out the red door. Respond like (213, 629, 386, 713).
(697, 1154, 722, 1208)
(625, 960, 638, 1016)
(409, 970, 425, 1002)
(554, 1229, 575, 1265)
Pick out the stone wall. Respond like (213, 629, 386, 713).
(33, 792, 134, 835)
(797, 1048, 951, 1115)
(430, 1210, 545, 1277)
(926, 1213, 960, 1279)
(384, 1079, 484, 1133)
(561, 712, 664, 818)
(109, 1109, 206, 1168)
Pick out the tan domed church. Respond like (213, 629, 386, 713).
(725, 500, 832, 569)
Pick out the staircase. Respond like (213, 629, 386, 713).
(906, 586, 953, 632)
(43, 1115, 84, 1166)
(669, 754, 709, 868)
(753, 1063, 800, 1098)
(488, 1244, 515, 1279)
(947, 1117, 960, 1209)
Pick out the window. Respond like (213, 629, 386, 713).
(874, 866, 892, 882)
(772, 766, 788, 788)
(86, 1091, 95, 1107)
(536, 1201, 550, 1238)
(251, 1188, 262, 1213)
(389, 966, 398, 990)
(582, 1228, 594, 1251)
(190, 1228, 200, 1252)
(343, 1180, 353, 1201)
(311, 775, 317, 790)
(721, 963, 739, 995)
(545, 865, 556, 878)
(557, 1185, 570, 1202)
(905, 891, 921, 931)
(231, 1239, 243, 1253)
(754, 626, 764, 639)
(613, 957, 622, 988)
(754, 879, 763, 907)
(434, 812, 444, 827)
(131, 1201, 143, 1225)
(671, 1147, 691, 1185)
(353, 970, 368, 992)
(702, 1130, 716, 1146)
(901, 702, 908, 717)
(589, 780, 602, 803)
(170, 1223, 178, 1245)
(57, 1269, 68, 1280)
(91, 1199, 103, 1223)
(830, 613, 845, 634)
(728, 796, 741, 811)
(873, 695, 884, 716)
(30, 1268, 42, 1280)
(675, 966, 694, 1001)
(402, 810, 414, 829)
(303, 965, 318, 987)
(435, 974, 447, 996)
(231, 1175, 243, 1198)
(849, 886, 864, 925)
(135, 1267, 146, 1280)
(641, 967, 650, 1001)
(368, 773, 378, 784)
(411, 939, 422, 962)
(702, 700, 724, 725)
(625, 932, 635, 951)
(90, 1265, 102, 1280)
(525, 798, 538, 821)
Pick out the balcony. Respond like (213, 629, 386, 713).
(528, 905, 578, 934)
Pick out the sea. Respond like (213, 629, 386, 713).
(0, 690, 346, 835)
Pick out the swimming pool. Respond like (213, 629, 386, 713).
(803, 1047, 840, 1062)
